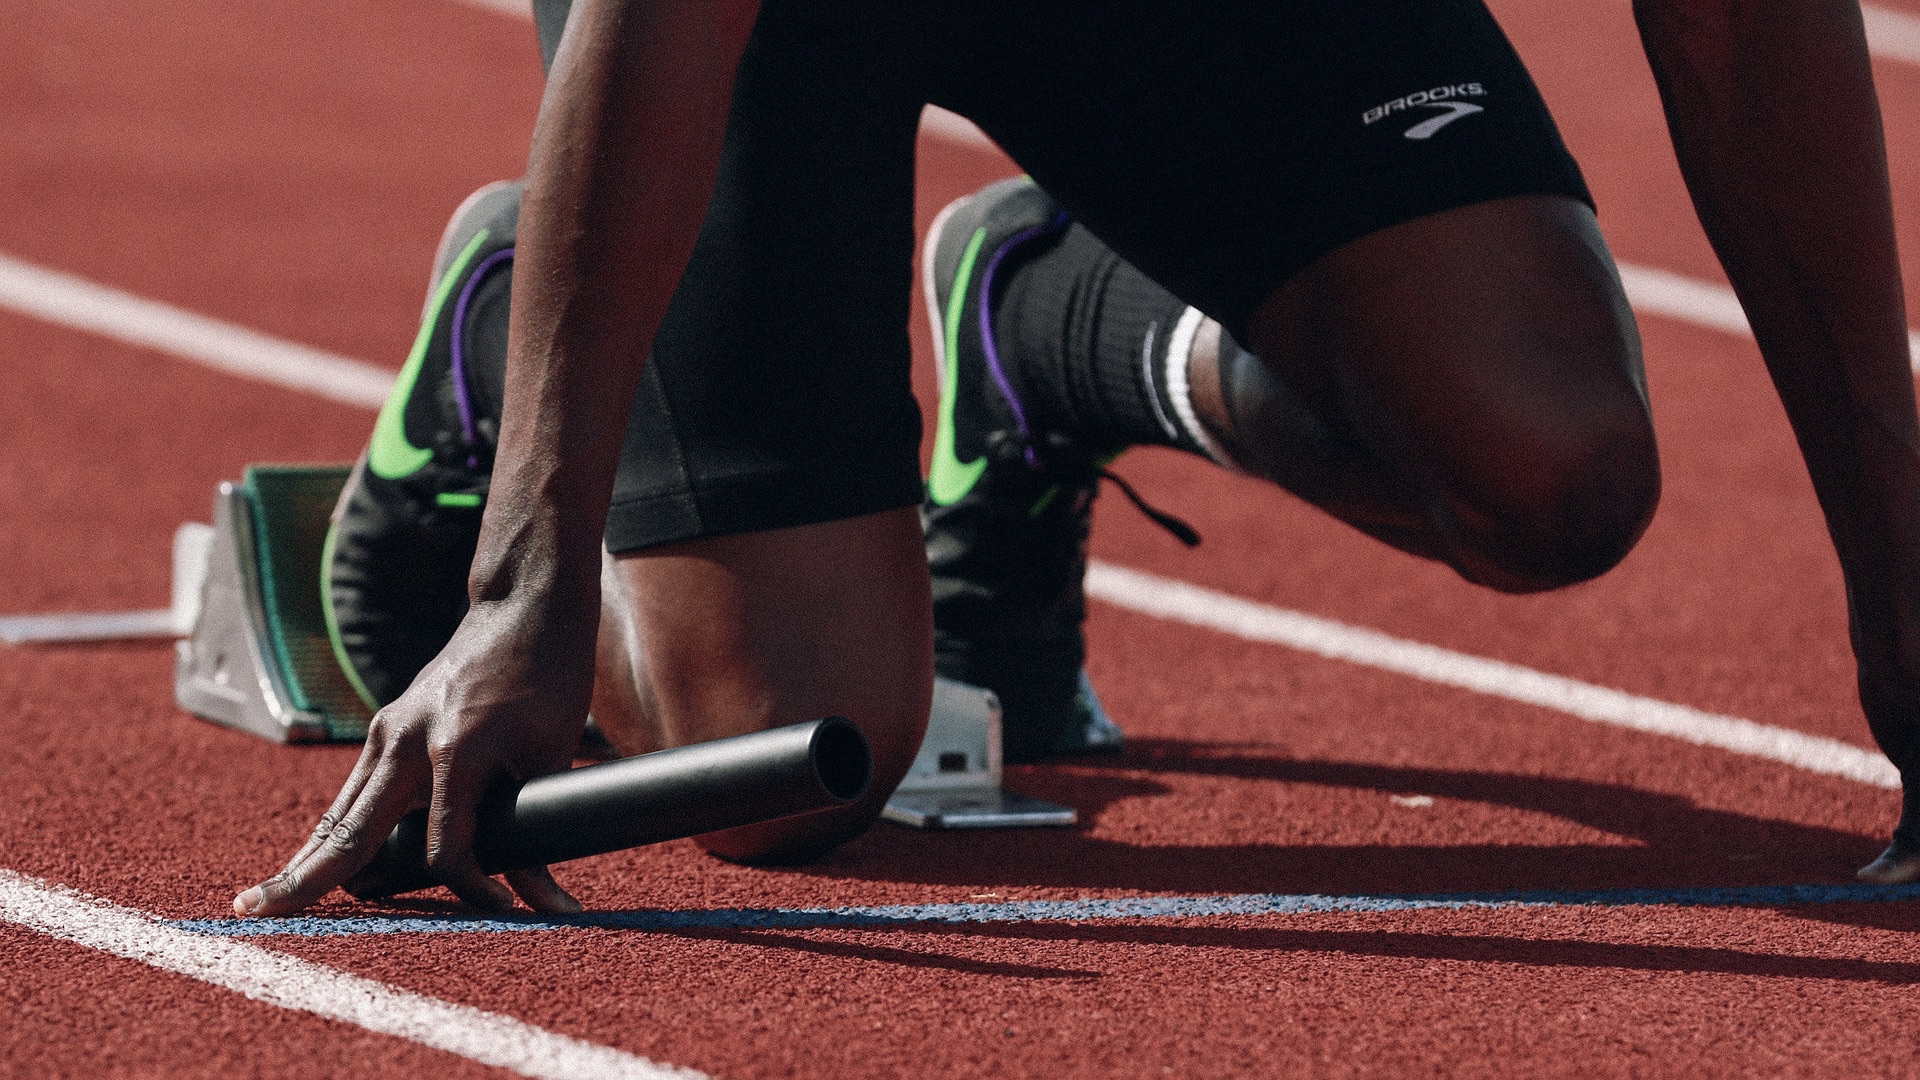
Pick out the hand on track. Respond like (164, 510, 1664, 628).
(233, 600, 593, 917)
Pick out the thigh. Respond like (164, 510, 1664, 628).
(604, 0, 928, 553)
(1255, 193, 1656, 589)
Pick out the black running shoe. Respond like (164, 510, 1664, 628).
(921, 178, 1128, 763)
(324, 181, 519, 709)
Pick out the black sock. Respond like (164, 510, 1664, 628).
(993, 223, 1221, 461)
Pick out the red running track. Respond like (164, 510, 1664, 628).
(6, 0, 1920, 1075)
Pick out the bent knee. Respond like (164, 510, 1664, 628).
(1440, 412, 1660, 593)
(694, 699, 927, 865)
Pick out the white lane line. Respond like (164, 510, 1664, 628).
(1618, 262, 1920, 372)
(0, 253, 393, 409)
(1866, 3, 1920, 67)
(1086, 562, 1899, 789)
(451, 0, 537, 17)
(0, 609, 179, 645)
(0, 869, 706, 1080)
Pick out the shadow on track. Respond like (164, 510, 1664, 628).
(778, 920, 1920, 985)
(798, 738, 1884, 896)
(658, 926, 1099, 980)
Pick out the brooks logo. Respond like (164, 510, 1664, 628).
(1363, 83, 1487, 140)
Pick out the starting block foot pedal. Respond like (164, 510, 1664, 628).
(174, 465, 372, 743)
(882, 679, 1077, 829)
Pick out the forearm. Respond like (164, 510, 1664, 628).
(475, 0, 756, 607)
(1636, 0, 1920, 670)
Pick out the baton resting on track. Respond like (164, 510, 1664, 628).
(342, 717, 874, 899)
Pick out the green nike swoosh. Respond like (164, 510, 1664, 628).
(927, 226, 990, 506)
(368, 229, 493, 480)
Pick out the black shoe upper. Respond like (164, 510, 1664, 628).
(325, 182, 520, 708)
(922, 179, 1123, 762)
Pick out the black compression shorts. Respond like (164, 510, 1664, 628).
(602, 0, 1592, 553)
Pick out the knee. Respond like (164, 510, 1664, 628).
(695, 702, 928, 865)
(1439, 407, 1660, 594)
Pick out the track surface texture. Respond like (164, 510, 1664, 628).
(7, 0, 1920, 1076)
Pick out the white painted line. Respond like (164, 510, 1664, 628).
(451, 0, 535, 17)
(452, 0, 533, 16)
(1865, 3, 1920, 67)
(1085, 561, 1900, 789)
(0, 609, 179, 645)
(5, 249, 1907, 420)
(1618, 262, 1920, 372)
(0, 253, 394, 409)
(0, 869, 706, 1080)
(1615, 263, 1753, 338)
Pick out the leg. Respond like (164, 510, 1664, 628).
(915, 182, 1656, 762)
(588, 0, 929, 858)
(590, 509, 932, 861)
(1192, 193, 1658, 593)
(918, 0, 1652, 747)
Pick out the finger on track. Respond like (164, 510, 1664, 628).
(425, 746, 517, 912)
(504, 865, 582, 914)
(278, 733, 388, 873)
(235, 748, 428, 917)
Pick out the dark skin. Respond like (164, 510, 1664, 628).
(237, 0, 1920, 916)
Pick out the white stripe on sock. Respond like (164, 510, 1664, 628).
(1161, 306, 1236, 467)
(1140, 320, 1185, 444)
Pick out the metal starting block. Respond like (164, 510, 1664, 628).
(174, 465, 372, 743)
(881, 678, 1077, 828)
(170, 465, 1077, 827)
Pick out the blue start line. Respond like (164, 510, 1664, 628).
(173, 882, 1920, 937)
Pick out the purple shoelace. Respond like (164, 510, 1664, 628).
(976, 211, 1071, 470)
(448, 247, 515, 469)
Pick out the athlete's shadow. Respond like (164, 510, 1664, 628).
(692, 919, 1920, 986)
(803, 737, 1886, 896)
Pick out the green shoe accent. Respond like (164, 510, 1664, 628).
(368, 229, 493, 481)
(320, 515, 382, 713)
(1027, 484, 1061, 517)
(927, 226, 991, 507)
(435, 492, 483, 508)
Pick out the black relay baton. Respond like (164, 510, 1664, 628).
(343, 717, 872, 900)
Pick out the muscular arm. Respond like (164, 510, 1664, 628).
(494, 0, 755, 613)
(1633, 0, 1920, 866)
(235, 0, 760, 916)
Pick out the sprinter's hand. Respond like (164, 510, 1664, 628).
(233, 596, 592, 917)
